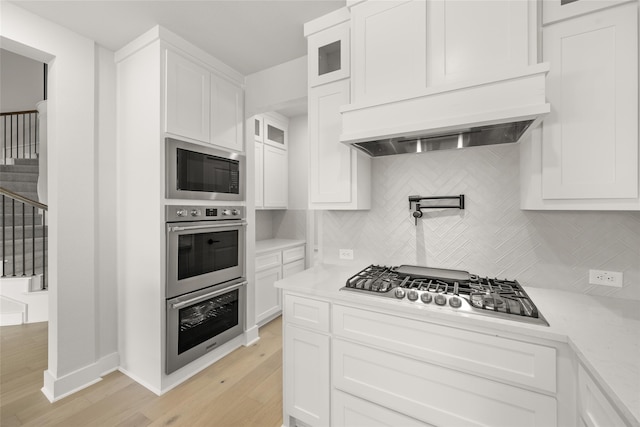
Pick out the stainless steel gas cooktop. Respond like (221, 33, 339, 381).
(341, 265, 549, 326)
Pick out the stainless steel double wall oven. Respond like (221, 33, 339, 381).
(165, 204, 246, 374)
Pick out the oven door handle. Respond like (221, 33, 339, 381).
(168, 220, 247, 232)
(171, 281, 247, 309)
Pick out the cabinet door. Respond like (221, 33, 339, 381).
(283, 258, 305, 278)
(351, 0, 426, 103)
(255, 265, 281, 325)
(264, 116, 288, 150)
(309, 79, 352, 205)
(333, 339, 557, 427)
(211, 74, 243, 152)
(253, 115, 264, 142)
(578, 365, 628, 427)
(543, 0, 631, 25)
(308, 21, 350, 87)
(263, 144, 288, 209)
(284, 324, 330, 427)
(165, 50, 210, 142)
(333, 390, 429, 427)
(255, 141, 264, 208)
(542, 4, 638, 200)
(426, 0, 530, 86)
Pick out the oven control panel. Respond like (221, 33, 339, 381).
(166, 205, 244, 222)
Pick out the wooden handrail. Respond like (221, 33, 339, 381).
(0, 187, 47, 210)
(0, 110, 38, 116)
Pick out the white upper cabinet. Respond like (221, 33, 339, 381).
(253, 115, 264, 142)
(308, 21, 350, 87)
(542, 3, 638, 200)
(165, 48, 244, 152)
(308, 79, 371, 210)
(522, 1, 639, 210)
(263, 114, 288, 150)
(350, 0, 536, 104)
(543, 0, 631, 25)
(263, 144, 288, 209)
(165, 50, 210, 142)
(211, 74, 243, 152)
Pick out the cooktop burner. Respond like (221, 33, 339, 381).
(341, 265, 548, 326)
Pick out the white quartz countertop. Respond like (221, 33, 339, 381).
(255, 238, 305, 255)
(275, 263, 640, 425)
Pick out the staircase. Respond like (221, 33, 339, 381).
(1, 110, 48, 325)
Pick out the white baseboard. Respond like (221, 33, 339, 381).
(41, 351, 119, 402)
(244, 325, 260, 346)
(117, 366, 162, 396)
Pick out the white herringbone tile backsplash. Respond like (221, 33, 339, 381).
(322, 144, 640, 300)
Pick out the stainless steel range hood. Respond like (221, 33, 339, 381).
(341, 64, 550, 157)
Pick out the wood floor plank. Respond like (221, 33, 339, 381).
(0, 317, 284, 427)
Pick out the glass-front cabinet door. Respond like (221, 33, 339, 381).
(307, 21, 350, 87)
(263, 114, 289, 150)
(542, 0, 630, 24)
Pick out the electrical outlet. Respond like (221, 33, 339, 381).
(339, 249, 354, 260)
(589, 269, 623, 287)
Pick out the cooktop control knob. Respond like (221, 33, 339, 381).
(176, 209, 188, 217)
(449, 296, 462, 308)
(407, 290, 419, 301)
(190, 209, 201, 217)
(394, 288, 406, 299)
(420, 292, 432, 304)
(434, 294, 447, 306)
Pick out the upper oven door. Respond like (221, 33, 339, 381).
(166, 138, 245, 201)
(166, 220, 246, 298)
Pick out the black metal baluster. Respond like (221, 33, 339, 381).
(42, 210, 46, 290)
(22, 203, 25, 276)
(32, 206, 36, 276)
(11, 199, 15, 276)
(1, 195, 5, 278)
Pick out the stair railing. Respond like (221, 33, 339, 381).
(0, 187, 47, 290)
(1, 110, 39, 163)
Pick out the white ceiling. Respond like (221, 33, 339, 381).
(9, 0, 345, 76)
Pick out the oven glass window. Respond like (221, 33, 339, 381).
(178, 289, 239, 354)
(178, 230, 239, 280)
(176, 148, 239, 194)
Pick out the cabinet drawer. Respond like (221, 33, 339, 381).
(333, 339, 557, 427)
(284, 294, 330, 333)
(283, 258, 305, 278)
(332, 390, 428, 427)
(282, 245, 305, 263)
(578, 365, 628, 427)
(255, 251, 282, 272)
(333, 305, 556, 393)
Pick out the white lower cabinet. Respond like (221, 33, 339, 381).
(577, 364, 628, 427)
(333, 338, 557, 427)
(282, 297, 561, 427)
(255, 243, 305, 326)
(332, 390, 429, 427)
(284, 324, 331, 427)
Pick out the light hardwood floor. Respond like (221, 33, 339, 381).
(0, 317, 283, 427)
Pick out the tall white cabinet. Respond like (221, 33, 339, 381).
(115, 26, 246, 394)
(521, 1, 639, 210)
(306, 10, 372, 210)
(254, 112, 289, 210)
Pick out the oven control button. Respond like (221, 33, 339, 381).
(449, 296, 462, 308)
(434, 294, 447, 306)
(394, 288, 406, 299)
(222, 209, 232, 216)
(407, 290, 419, 301)
(176, 209, 188, 217)
(232, 209, 240, 216)
(420, 292, 432, 304)
(190, 209, 201, 217)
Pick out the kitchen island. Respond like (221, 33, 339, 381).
(275, 263, 640, 427)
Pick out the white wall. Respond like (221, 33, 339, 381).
(287, 114, 308, 209)
(321, 143, 640, 301)
(0, 2, 118, 401)
(0, 48, 44, 112)
(245, 55, 307, 116)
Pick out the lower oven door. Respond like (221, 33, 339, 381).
(166, 279, 246, 374)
